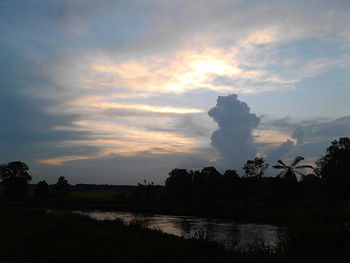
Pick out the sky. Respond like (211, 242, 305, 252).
(1, 0, 349, 184)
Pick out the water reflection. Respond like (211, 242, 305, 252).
(75, 211, 280, 249)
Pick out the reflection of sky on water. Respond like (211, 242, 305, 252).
(76, 211, 280, 249)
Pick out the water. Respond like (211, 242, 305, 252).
(75, 210, 281, 250)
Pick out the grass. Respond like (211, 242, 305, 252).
(3, 195, 350, 226)
(0, 208, 281, 263)
(0, 208, 349, 262)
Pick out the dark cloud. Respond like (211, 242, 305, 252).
(273, 116, 350, 145)
(0, 77, 95, 164)
(175, 114, 214, 137)
(308, 116, 350, 138)
(0, 3, 95, 164)
(296, 140, 331, 159)
(292, 127, 305, 144)
(265, 116, 350, 163)
(208, 94, 260, 170)
(267, 140, 294, 164)
(139, 113, 214, 138)
(292, 116, 350, 160)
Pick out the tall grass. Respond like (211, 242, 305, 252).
(0, 207, 349, 262)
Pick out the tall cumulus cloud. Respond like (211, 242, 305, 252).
(208, 94, 260, 170)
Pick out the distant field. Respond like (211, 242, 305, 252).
(69, 191, 118, 200)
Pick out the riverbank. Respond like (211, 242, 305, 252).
(1, 208, 350, 262)
(0, 208, 278, 263)
(1, 198, 350, 225)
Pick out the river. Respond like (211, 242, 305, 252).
(75, 210, 281, 250)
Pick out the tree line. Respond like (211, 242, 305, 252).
(1, 137, 349, 205)
(163, 137, 350, 205)
(0, 161, 70, 198)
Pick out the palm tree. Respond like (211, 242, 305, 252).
(273, 156, 313, 183)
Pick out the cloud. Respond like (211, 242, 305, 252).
(69, 99, 204, 114)
(266, 140, 295, 164)
(1, 0, 350, 184)
(271, 116, 350, 145)
(37, 117, 201, 165)
(254, 129, 296, 144)
(208, 94, 260, 170)
(291, 116, 350, 159)
(0, 28, 94, 165)
(262, 116, 350, 164)
(34, 151, 214, 185)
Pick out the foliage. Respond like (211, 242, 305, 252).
(278, 220, 350, 259)
(243, 157, 269, 178)
(316, 137, 350, 202)
(163, 160, 320, 205)
(222, 170, 239, 200)
(165, 168, 193, 201)
(166, 169, 192, 191)
(273, 156, 313, 183)
(53, 176, 70, 197)
(133, 180, 160, 201)
(34, 180, 49, 197)
(0, 161, 32, 196)
(165, 167, 241, 203)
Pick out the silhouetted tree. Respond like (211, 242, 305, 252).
(222, 169, 240, 201)
(316, 137, 350, 203)
(0, 161, 32, 196)
(201, 167, 222, 182)
(300, 173, 321, 185)
(273, 156, 313, 205)
(53, 176, 70, 197)
(222, 169, 239, 183)
(34, 180, 50, 197)
(243, 157, 269, 178)
(166, 169, 191, 190)
(299, 174, 322, 203)
(198, 167, 222, 201)
(165, 169, 192, 201)
(134, 180, 157, 201)
(273, 156, 313, 183)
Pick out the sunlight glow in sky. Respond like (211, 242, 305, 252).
(1, 0, 349, 184)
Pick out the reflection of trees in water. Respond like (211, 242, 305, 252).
(225, 225, 240, 249)
(129, 217, 151, 228)
(177, 218, 194, 235)
(186, 221, 217, 242)
(187, 226, 212, 241)
(80, 210, 280, 250)
(185, 221, 242, 249)
(237, 225, 280, 251)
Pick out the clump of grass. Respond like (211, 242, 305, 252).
(278, 220, 350, 258)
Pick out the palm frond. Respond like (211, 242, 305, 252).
(272, 165, 286, 169)
(295, 164, 314, 169)
(277, 160, 288, 167)
(291, 156, 304, 167)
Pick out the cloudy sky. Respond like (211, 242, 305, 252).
(1, 0, 349, 184)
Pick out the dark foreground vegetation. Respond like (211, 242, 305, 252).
(0, 137, 350, 262)
(1, 208, 350, 263)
